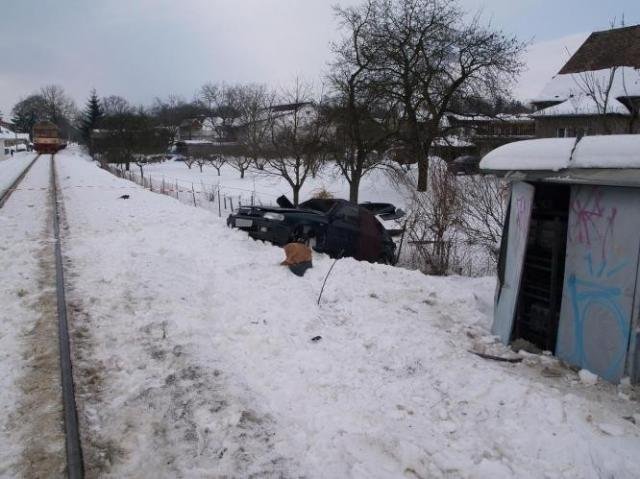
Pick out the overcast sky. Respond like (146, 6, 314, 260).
(0, 0, 638, 116)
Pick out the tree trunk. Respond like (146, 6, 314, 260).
(349, 175, 361, 203)
(417, 156, 428, 192)
(125, 161, 130, 171)
(240, 168, 245, 179)
(292, 185, 300, 207)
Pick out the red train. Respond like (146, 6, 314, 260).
(33, 120, 67, 154)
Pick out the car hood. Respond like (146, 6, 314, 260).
(236, 205, 326, 216)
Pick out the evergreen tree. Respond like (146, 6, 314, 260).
(81, 89, 104, 149)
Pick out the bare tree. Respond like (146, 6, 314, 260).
(393, 158, 462, 274)
(267, 79, 328, 206)
(459, 175, 507, 262)
(230, 155, 253, 179)
(40, 85, 77, 124)
(326, 3, 398, 203)
(351, 0, 525, 191)
(573, 66, 640, 135)
(102, 95, 133, 116)
(183, 155, 197, 169)
(234, 84, 275, 170)
(200, 83, 220, 111)
(194, 156, 208, 172)
(207, 154, 227, 176)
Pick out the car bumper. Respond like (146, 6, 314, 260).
(227, 215, 291, 245)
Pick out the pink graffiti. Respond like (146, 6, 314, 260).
(569, 188, 617, 262)
(515, 195, 528, 232)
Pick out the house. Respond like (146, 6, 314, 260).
(434, 113, 535, 160)
(480, 135, 640, 383)
(176, 117, 237, 143)
(532, 25, 640, 138)
(0, 121, 30, 152)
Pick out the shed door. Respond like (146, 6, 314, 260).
(556, 185, 640, 382)
(492, 182, 535, 344)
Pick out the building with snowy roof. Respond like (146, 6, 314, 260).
(0, 121, 30, 152)
(435, 113, 535, 160)
(531, 25, 640, 139)
(480, 134, 640, 384)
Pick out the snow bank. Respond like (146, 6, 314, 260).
(481, 135, 640, 171)
(56, 147, 640, 478)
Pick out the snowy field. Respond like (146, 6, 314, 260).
(42, 147, 640, 478)
(139, 158, 409, 211)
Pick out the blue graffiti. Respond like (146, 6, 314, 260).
(566, 273, 630, 380)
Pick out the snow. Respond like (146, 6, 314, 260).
(45, 146, 640, 477)
(579, 369, 599, 386)
(139, 159, 409, 211)
(514, 33, 589, 102)
(0, 152, 36, 195)
(480, 135, 640, 171)
(532, 67, 640, 116)
(480, 138, 577, 171)
(0, 155, 66, 476)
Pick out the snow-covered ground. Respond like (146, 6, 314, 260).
(49, 147, 640, 478)
(0, 155, 66, 477)
(139, 159, 408, 210)
(0, 152, 36, 195)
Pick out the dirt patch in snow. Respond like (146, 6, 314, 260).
(66, 299, 126, 477)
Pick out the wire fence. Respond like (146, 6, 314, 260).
(103, 164, 276, 217)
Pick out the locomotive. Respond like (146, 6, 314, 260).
(33, 120, 67, 154)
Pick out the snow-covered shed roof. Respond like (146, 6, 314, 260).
(480, 135, 640, 172)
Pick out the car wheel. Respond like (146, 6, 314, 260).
(377, 253, 394, 265)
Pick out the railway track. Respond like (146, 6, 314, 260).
(0, 154, 84, 478)
(0, 154, 40, 209)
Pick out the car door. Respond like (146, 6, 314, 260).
(356, 209, 383, 261)
(325, 204, 361, 258)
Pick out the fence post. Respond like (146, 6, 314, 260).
(218, 189, 222, 217)
(191, 183, 197, 207)
(175, 180, 179, 199)
(230, 197, 234, 211)
(149, 176, 153, 191)
(162, 176, 165, 195)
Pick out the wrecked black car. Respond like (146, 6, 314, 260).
(227, 196, 398, 264)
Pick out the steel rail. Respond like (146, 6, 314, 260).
(50, 154, 85, 479)
(0, 154, 40, 209)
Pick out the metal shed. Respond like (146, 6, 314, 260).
(481, 135, 640, 383)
